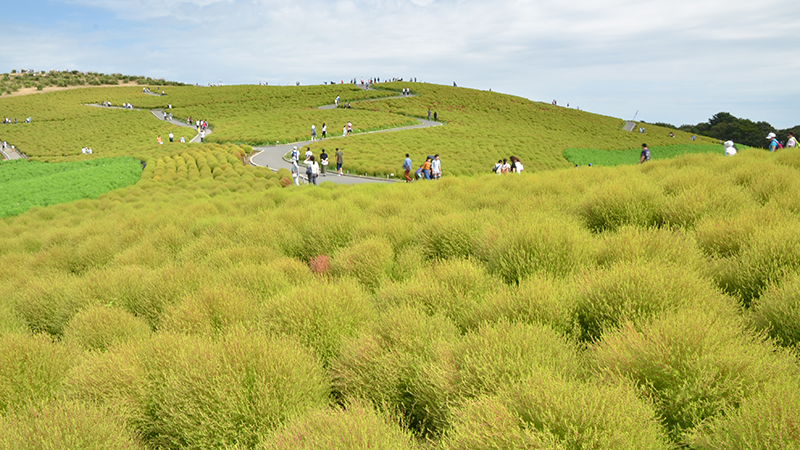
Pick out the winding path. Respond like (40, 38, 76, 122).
(249, 93, 442, 185)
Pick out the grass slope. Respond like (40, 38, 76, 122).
(1, 148, 800, 448)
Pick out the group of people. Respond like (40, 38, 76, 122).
(403, 154, 442, 181)
(491, 157, 524, 174)
(157, 134, 187, 144)
(290, 146, 343, 185)
(401, 88, 411, 96)
(80, 146, 94, 154)
(3, 117, 29, 124)
(767, 131, 798, 151)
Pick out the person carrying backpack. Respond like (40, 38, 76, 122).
(492, 159, 502, 174)
(787, 132, 798, 148)
(767, 133, 782, 151)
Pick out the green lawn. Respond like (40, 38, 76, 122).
(0, 157, 142, 217)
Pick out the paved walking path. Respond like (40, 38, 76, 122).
(623, 121, 636, 132)
(150, 110, 211, 143)
(249, 116, 442, 185)
(1, 145, 24, 160)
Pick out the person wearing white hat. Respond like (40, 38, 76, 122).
(767, 132, 780, 152)
(723, 140, 737, 156)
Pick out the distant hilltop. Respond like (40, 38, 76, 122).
(1, 70, 186, 96)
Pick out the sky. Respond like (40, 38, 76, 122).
(1, 0, 798, 128)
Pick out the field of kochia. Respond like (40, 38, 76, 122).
(2, 144, 800, 448)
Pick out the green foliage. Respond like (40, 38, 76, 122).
(260, 402, 419, 450)
(0, 399, 144, 450)
(0, 332, 78, 414)
(443, 375, 669, 450)
(67, 330, 329, 450)
(750, 272, 800, 347)
(0, 69, 184, 96)
(590, 307, 799, 444)
(62, 305, 151, 351)
(0, 157, 142, 217)
(563, 144, 729, 166)
(688, 377, 800, 449)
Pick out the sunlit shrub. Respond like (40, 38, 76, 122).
(331, 237, 394, 292)
(376, 258, 502, 331)
(160, 285, 259, 336)
(443, 374, 669, 450)
(688, 377, 800, 449)
(0, 332, 78, 413)
(260, 401, 418, 450)
(578, 173, 665, 232)
(571, 260, 731, 342)
(260, 279, 375, 365)
(0, 400, 143, 450)
(416, 320, 580, 435)
(590, 307, 799, 443)
(63, 305, 150, 351)
(476, 212, 594, 284)
(750, 272, 800, 347)
(12, 272, 90, 337)
(330, 306, 460, 435)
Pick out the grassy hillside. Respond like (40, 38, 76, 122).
(2, 148, 800, 448)
(300, 83, 718, 175)
(1, 82, 719, 174)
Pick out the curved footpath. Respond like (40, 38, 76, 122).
(250, 94, 442, 185)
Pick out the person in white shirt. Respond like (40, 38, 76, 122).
(724, 140, 737, 156)
(291, 159, 300, 186)
(305, 155, 319, 186)
(168, 132, 174, 143)
(787, 132, 798, 148)
(431, 154, 442, 180)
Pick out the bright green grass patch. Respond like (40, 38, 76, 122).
(0, 157, 142, 217)
(563, 144, 736, 166)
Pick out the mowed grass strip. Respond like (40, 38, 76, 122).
(563, 144, 747, 166)
(0, 157, 142, 217)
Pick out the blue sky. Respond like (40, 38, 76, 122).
(2, 0, 798, 128)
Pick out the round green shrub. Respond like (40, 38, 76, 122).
(0, 400, 143, 450)
(331, 237, 394, 292)
(590, 307, 799, 444)
(63, 305, 150, 351)
(750, 271, 800, 347)
(443, 374, 669, 450)
(0, 332, 79, 414)
(260, 401, 418, 450)
(578, 174, 665, 233)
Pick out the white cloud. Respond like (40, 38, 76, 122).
(2, 0, 799, 127)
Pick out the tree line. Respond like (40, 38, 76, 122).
(648, 112, 800, 149)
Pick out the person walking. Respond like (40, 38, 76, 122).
(335, 148, 343, 176)
(168, 132, 174, 143)
(492, 159, 502, 174)
(639, 143, 651, 163)
(311, 124, 317, 141)
(291, 158, 300, 186)
(512, 156, 523, 173)
(306, 155, 319, 186)
(433, 111, 438, 122)
(403, 153, 412, 182)
(200, 129, 205, 143)
(427, 108, 431, 121)
(347, 121, 353, 135)
(787, 132, 797, 148)
(767, 133, 780, 151)
(343, 124, 347, 137)
(431, 154, 442, 180)
(320, 149, 329, 176)
(322, 123, 327, 139)
(501, 158, 510, 174)
(421, 156, 432, 180)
